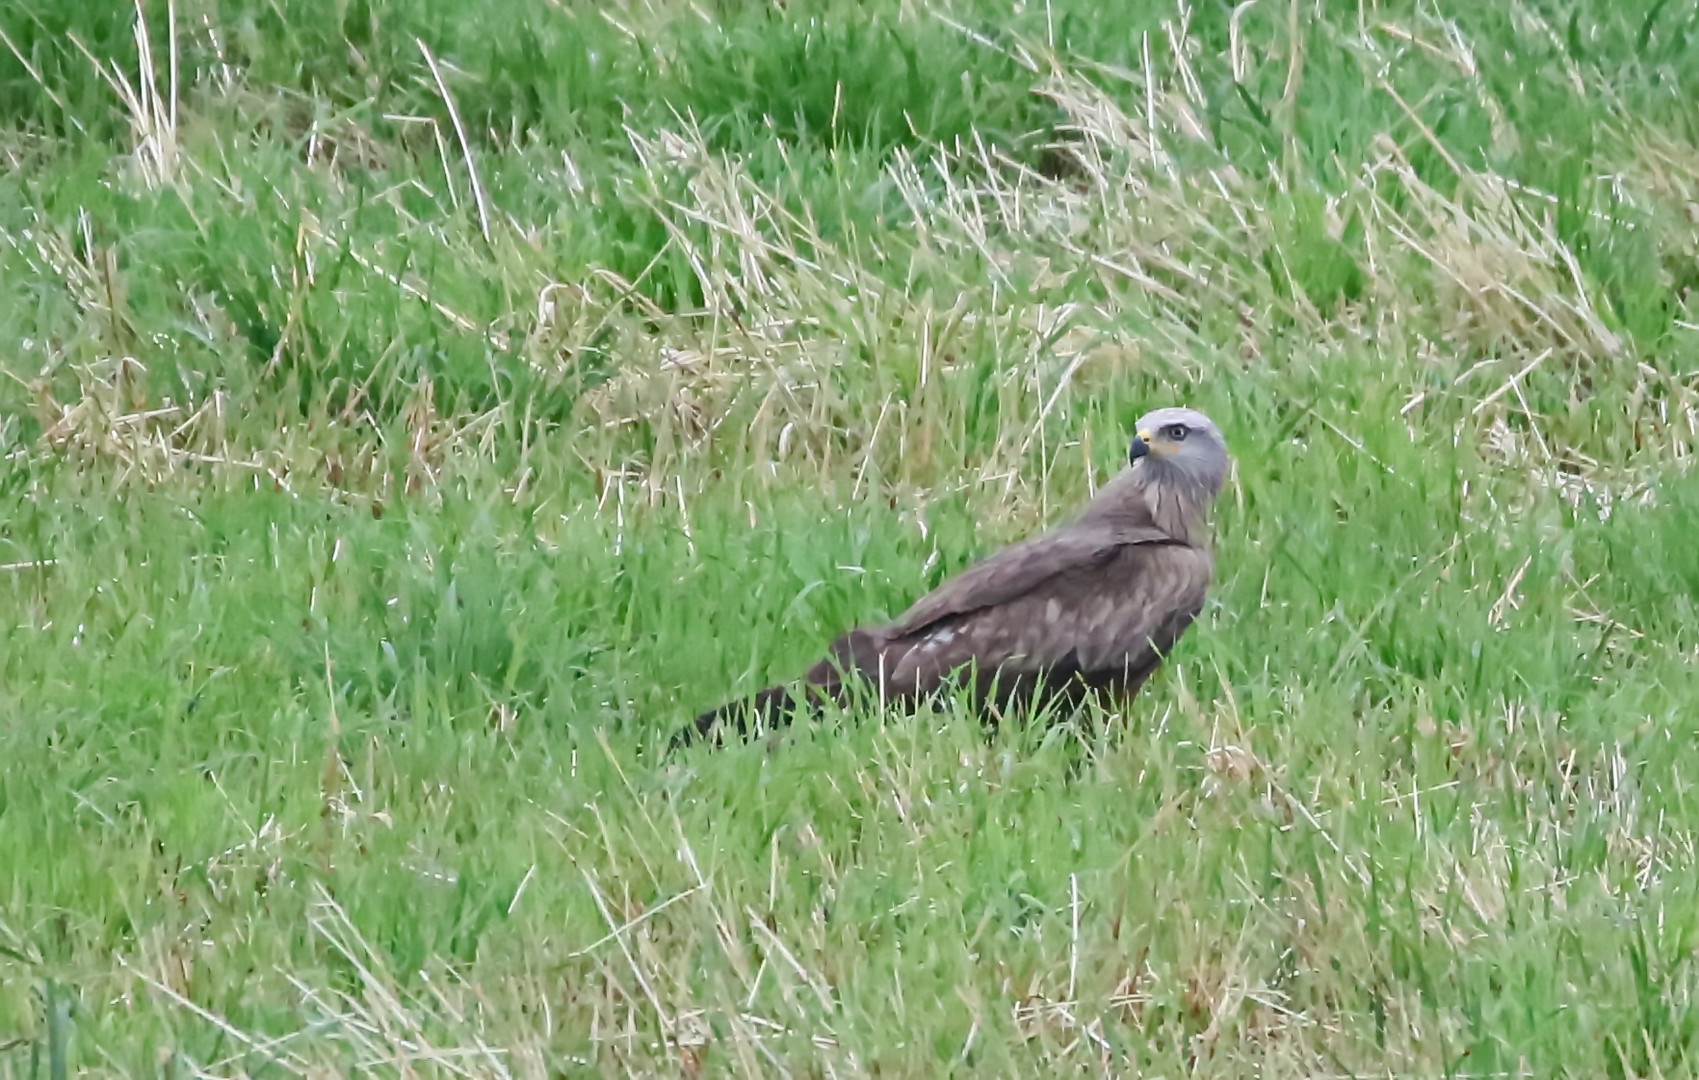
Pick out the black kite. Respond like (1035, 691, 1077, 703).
(678, 406, 1230, 746)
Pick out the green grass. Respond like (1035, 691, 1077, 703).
(4, 0, 1699, 1074)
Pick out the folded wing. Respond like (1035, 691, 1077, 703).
(873, 537, 1211, 705)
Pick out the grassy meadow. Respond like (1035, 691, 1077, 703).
(5, 0, 1699, 1074)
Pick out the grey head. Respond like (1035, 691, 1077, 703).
(1128, 406, 1230, 499)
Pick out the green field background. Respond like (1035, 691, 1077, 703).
(4, 0, 1699, 1074)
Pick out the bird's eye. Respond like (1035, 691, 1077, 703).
(1164, 424, 1189, 442)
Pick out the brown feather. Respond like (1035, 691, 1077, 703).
(677, 409, 1228, 748)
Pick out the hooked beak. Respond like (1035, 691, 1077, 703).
(1129, 430, 1152, 464)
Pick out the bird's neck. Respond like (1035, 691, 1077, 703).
(1081, 467, 1212, 546)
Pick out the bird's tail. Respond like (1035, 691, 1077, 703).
(674, 629, 887, 750)
(672, 683, 810, 749)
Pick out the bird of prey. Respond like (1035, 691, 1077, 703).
(678, 406, 1230, 747)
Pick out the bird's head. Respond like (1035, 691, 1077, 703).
(1128, 406, 1229, 497)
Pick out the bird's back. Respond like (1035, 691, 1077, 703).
(876, 533, 1211, 705)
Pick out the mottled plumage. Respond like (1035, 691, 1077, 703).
(677, 407, 1230, 747)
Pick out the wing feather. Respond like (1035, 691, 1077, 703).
(888, 524, 1171, 638)
(884, 539, 1211, 697)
